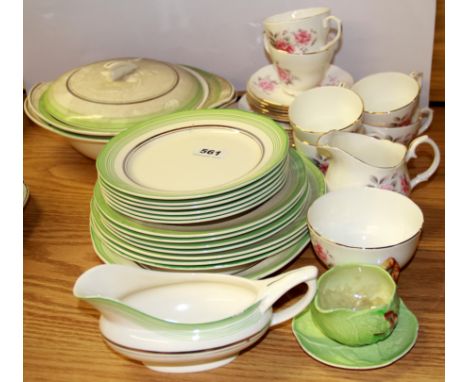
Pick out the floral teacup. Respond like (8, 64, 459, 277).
(264, 37, 338, 95)
(351, 72, 422, 127)
(361, 107, 433, 146)
(263, 7, 342, 54)
(289, 86, 363, 170)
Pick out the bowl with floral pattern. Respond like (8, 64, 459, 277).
(307, 187, 424, 270)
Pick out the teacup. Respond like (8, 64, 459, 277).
(307, 187, 424, 269)
(310, 264, 400, 346)
(361, 107, 434, 146)
(289, 86, 363, 169)
(351, 72, 422, 127)
(264, 38, 338, 95)
(263, 7, 342, 54)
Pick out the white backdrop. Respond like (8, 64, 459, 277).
(23, 0, 436, 106)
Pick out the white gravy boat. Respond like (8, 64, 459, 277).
(74, 264, 318, 372)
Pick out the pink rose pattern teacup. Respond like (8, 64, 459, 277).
(268, 28, 318, 54)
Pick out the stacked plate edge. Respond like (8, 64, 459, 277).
(90, 109, 325, 278)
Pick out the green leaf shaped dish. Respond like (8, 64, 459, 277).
(292, 298, 418, 369)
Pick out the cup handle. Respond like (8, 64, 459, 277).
(416, 107, 434, 135)
(410, 71, 423, 88)
(381, 257, 401, 283)
(405, 135, 441, 189)
(321, 15, 342, 51)
(259, 266, 318, 326)
(263, 33, 272, 56)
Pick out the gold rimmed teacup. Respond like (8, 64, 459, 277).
(351, 72, 422, 127)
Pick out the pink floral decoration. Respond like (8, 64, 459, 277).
(312, 157, 329, 174)
(367, 173, 411, 195)
(274, 39, 295, 53)
(276, 65, 294, 85)
(400, 175, 411, 195)
(256, 77, 278, 93)
(293, 29, 313, 45)
(312, 242, 334, 267)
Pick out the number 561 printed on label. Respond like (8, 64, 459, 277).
(193, 147, 225, 159)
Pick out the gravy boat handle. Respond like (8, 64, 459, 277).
(258, 266, 318, 326)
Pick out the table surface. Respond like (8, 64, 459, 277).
(23, 105, 445, 382)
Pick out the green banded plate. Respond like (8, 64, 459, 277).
(96, 109, 289, 200)
(92, 148, 305, 240)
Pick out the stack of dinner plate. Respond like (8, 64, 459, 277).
(90, 109, 325, 279)
(23, 58, 236, 159)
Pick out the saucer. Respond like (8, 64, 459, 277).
(246, 64, 354, 109)
(237, 94, 291, 131)
(292, 298, 418, 369)
(23, 182, 30, 207)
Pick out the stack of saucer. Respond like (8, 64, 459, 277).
(90, 109, 325, 279)
(23, 58, 236, 159)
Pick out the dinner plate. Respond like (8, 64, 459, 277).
(90, 186, 309, 261)
(96, 198, 303, 251)
(96, 109, 289, 200)
(89, 227, 254, 274)
(94, 231, 310, 279)
(90, 219, 310, 279)
(246, 64, 354, 109)
(93, 149, 307, 240)
(91, 216, 307, 266)
(97, 155, 288, 211)
(292, 299, 418, 369)
(91, 155, 319, 256)
(92, 180, 306, 249)
(98, 171, 287, 223)
(91, 221, 309, 270)
(42, 59, 209, 132)
(184, 65, 236, 109)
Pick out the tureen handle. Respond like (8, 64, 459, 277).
(104, 61, 138, 81)
(405, 135, 441, 190)
(259, 266, 318, 326)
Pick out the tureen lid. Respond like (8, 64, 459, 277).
(42, 58, 209, 131)
(65, 58, 180, 105)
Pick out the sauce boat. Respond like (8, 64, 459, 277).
(74, 264, 318, 372)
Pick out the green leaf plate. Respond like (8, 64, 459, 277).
(292, 298, 418, 369)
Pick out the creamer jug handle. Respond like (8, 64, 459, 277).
(405, 135, 441, 189)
